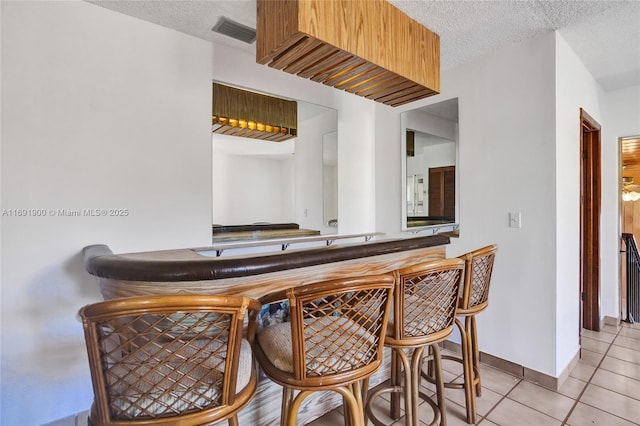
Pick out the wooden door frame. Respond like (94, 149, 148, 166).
(580, 108, 601, 331)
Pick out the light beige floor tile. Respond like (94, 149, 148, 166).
(424, 348, 467, 377)
(419, 368, 462, 395)
(601, 324, 622, 335)
(477, 420, 499, 426)
(440, 347, 462, 358)
(440, 356, 466, 376)
(618, 326, 640, 340)
(600, 355, 640, 381)
(580, 383, 640, 424)
(486, 398, 560, 426)
(378, 380, 408, 406)
(608, 344, 640, 365)
(415, 399, 438, 425)
(590, 368, 640, 401)
(614, 334, 640, 350)
(579, 348, 605, 367)
(366, 389, 405, 425)
(306, 407, 345, 426)
(581, 328, 616, 343)
(507, 380, 574, 421)
(566, 402, 637, 426)
(569, 361, 596, 382)
(437, 399, 481, 426)
(477, 366, 520, 395)
(557, 376, 587, 399)
(580, 336, 612, 354)
(443, 385, 502, 417)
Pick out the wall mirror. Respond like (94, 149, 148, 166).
(212, 82, 338, 241)
(401, 98, 459, 234)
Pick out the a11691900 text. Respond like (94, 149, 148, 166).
(2, 208, 130, 217)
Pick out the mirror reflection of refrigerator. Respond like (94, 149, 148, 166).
(406, 174, 424, 216)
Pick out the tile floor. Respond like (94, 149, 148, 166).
(309, 321, 640, 426)
(48, 321, 640, 426)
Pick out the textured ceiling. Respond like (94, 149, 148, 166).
(87, 0, 640, 91)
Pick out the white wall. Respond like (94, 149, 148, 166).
(374, 102, 403, 235)
(213, 152, 294, 225)
(379, 32, 560, 376)
(554, 32, 603, 372)
(0, 2, 213, 424)
(602, 84, 640, 320)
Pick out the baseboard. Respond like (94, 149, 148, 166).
(442, 339, 579, 392)
(603, 315, 619, 326)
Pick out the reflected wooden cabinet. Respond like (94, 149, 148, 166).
(428, 166, 455, 219)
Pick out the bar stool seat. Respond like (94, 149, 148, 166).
(365, 258, 465, 426)
(252, 275, 395, 426)
(423, 244, 497, 424)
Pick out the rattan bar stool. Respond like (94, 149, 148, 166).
(79, 294, 261, 426)
(252, 274, 395, 426)
(365, 258, 465, 426)
(423, 244, 497, 424)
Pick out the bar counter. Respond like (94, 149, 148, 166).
(82, 234, 450, 425)
(82, 234, 449, 300)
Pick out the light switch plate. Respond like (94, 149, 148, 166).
(509, 212, 522, 228)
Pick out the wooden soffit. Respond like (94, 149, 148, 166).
(256, 0, 440, 107)
(212, 82, 297, 142)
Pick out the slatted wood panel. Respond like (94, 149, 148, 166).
(212, 82, 297, 141)
(622, 137, 640, 189)
(256, 0, 439, 107)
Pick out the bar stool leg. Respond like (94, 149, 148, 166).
(228, 414, 239, 426)
(390, 349, 402, 420)
(345, 381, 366, 426)
(354, 380, 365, 426)
(431, 344, 448, 426)
(336, 386, 365, 426)
(457, 317, 476, 424)
(410, 347, 427, 426)
(470, 315, 482, 396)
(401, 349, 416, 426)
(280, 387, 294, 426)
(287, 390, 312, 426)
(343, 390, 352, 426)
(361, 377, 370, 425)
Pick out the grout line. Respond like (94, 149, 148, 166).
(560, 326, 623, 426)
(474, 374, 523, 425)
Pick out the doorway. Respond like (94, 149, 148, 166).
(580, 108, 601, 332)
(620, 135, 640, 322)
